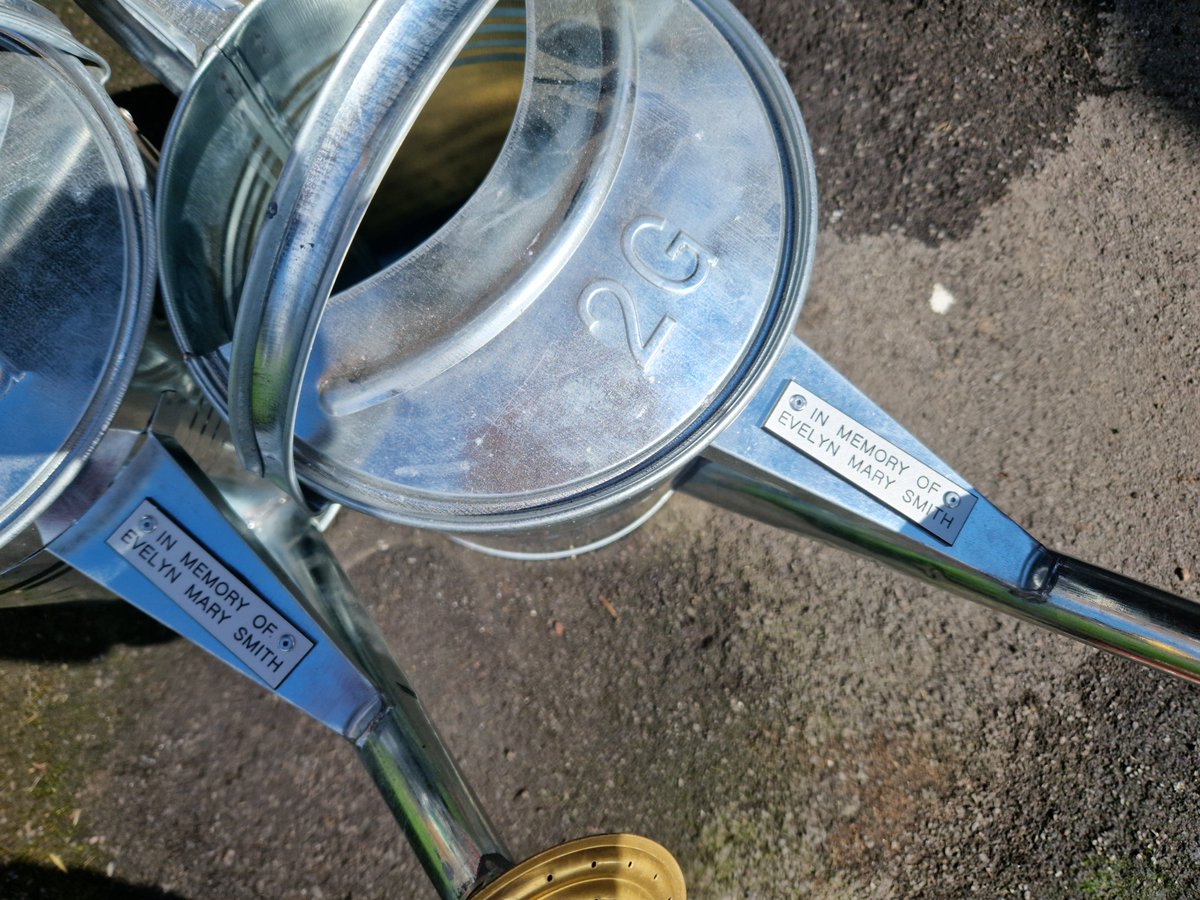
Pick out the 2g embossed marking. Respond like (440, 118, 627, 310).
(578, 215, 717, 371)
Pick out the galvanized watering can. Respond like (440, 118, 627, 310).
(8, 0, 1200, 896)
(0, 6, 576, 900)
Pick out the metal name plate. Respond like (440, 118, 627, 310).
(763, 382, 976, 544)
(106, 500, 314, 687)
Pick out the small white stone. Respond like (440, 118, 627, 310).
(930, 282, 957, 315)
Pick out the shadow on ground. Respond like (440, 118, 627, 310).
(1087, 0, 1200, 125)
(732, 0, 1110, 244)
(0, 601, 175, 663)
(0, 862, 189, 900)
(734, 0, 1200, 246)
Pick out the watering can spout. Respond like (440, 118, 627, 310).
(684, 335, 1200, 685)
(77, 0, 241, 92)
(1032, 555, 1200, 685)
(41, 394, 514, 899)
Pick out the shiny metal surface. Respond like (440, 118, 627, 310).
(270, 0, 811, 530)
(45, 401, 511, 898)
(451, 482, 675, 560)
(155, 0, 370, 377)
(156, 0, 524, 399)
(15, 0, 1200, 895)
(0, 17, 152, 556)
(145, 0, 1200, 688)
(0, 0, 109, 77)
(76, 0, 240, 92)
(467, 834, 687, 900)
(159, 0, 815, 539)
(0, 538, 101, 607)
(696, 338, 1046, 603)
(1, 10, 514, 896)
(75, 0, 1200, 714)
(229, 0, 502, 497)
(686, 336, 1200, 684)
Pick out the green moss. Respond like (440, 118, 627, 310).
(0, 653, 130, 876)
(696, 811, 762, 886)
(1078, 854, 1175, 899)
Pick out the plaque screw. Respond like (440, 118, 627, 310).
(943, 492, 961, 509)
(278, 634, 296, 653)
(789, 393, 807, 412)
(138, 515, 157, 534)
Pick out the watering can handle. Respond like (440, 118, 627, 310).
(227, 0, 500, 502)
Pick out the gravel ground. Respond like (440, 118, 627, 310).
(5, 1, 1200, 898)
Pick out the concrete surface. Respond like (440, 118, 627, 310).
(5, 0, 1200, 897)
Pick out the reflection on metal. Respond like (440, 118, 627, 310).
(688, 335, 1200, 685)
(104, 498, 319, 689)
(159, 0, 814, 556)
(622, 215, 717, 295)
(154, 0, 526, 399)
(227, 0, 506, 497)
(13, 0, 1200, 898)
(0, 17, 153, 556)
(126, 0, 1200, 714)
(0, 0, 110, 78)
(0, 349, 22, 400)
(0, 9, 514, 900)
(44, 402, 511, 898)
(77, 0, 241, 92)
(577, 278, 679, 372)
(760, 379, 977, 544)
(0, 85, 11, 153)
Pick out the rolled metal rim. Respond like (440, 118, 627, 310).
(157, 0, 817, 535)
(0, 26, 153, 549)
(231, 0, 817, 534)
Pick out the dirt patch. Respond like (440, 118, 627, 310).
(825, 733, 948, 872)
(733, 0, 1110, 244)
(0, 602, 174, 898)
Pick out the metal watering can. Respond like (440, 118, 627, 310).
(117, 0, 1200, 678)
(9, 0, 1200, 896)
(3, 6, 669, 899)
